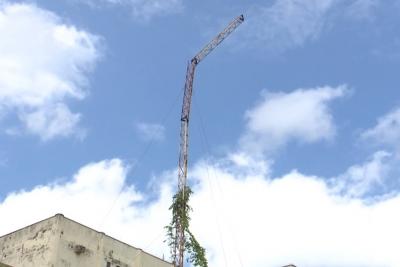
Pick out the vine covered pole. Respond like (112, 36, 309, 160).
(173, 14, 244, 267)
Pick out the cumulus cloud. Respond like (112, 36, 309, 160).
(240, 85, 347, 154)
(0, 159, 172, 259)
(0, 2, 101, 140)
(19, 103, 86, 141)
(1, 155, 400, 267)
(81, 0, 183, 20)
(189, 158, 400, 267)
(136, 122, 165, 142)
(332, 150, 392, 198)
(361, 107, 400, 148)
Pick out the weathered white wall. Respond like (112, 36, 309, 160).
(0, 215, 59, 267)
(0, 214, 172, 267)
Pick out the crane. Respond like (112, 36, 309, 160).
(171, 14, 244, 267)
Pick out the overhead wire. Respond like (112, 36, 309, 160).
(192, 98, 228, 267)
(193, 121, 228, 267)
(193, 97, 244, 267)
(99, 86, 183, 228)
(130, 229, 167, 263)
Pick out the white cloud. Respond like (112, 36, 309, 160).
(189, 159, 400, 267)
(136, 122, 165, 141)
(82, 0, 183, 20)
(0, 2, 101, 140)
(333, 150, 392, 198)
(240, 85, 347, 154)
(0, 159, 172, 259)
(241, 0, 336, 51)
(2, 155, 400, 267)
(347, 0, 380, 20)
(361, 107, 400, 148)
(239, 0, 380, 51)
(19, 103, 86, 141)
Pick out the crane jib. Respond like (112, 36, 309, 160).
(193, 14, 244, 65)
(173, 14, 244, 267)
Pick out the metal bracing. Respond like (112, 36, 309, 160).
(174, 14, 244, 267)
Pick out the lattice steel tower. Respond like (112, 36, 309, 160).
(174, 14, 244, 267)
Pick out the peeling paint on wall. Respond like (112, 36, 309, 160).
(0, 214, 172, 267)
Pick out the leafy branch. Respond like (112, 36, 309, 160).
(166, 186, 208, 267)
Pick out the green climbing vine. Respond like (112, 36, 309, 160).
(166, 186, 208, 267)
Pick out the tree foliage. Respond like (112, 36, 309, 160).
(166, 186, 208, 267)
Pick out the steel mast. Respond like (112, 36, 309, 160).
(174, 14, 244, 267)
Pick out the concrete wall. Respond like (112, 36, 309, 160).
(0, 214, 172, 267)
(0, 216, 59, 267)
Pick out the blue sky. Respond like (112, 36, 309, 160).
(1, 0, 400, 266)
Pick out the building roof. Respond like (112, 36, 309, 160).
(0, 213, 171, 265)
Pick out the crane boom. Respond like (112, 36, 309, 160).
(194, 15, 244, 64)
(178, 13, 244, 193)
(174, 14, 244, 267)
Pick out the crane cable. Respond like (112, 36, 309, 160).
(130, 229, 166, 263)
(193, 98, 244, 267)
(194, 120, 228, 267)
(100, 87, 183, 228)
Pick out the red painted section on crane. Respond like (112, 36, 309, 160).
(174, 14, 244, 267)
